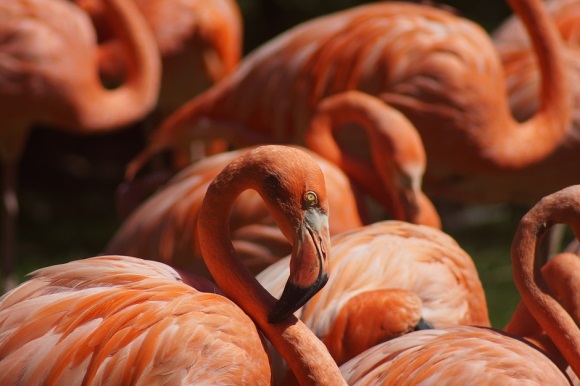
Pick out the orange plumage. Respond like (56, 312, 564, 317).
(130, 0, 570, 206)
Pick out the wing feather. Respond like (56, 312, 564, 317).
(0, 256, 270, 385)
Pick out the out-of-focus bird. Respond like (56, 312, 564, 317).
(490, 0, 580, 205)
(122, 91, 441, 228)
(107, 91, 441, 279)
(340, 185, 580, 385)
(106, 146, 363, 278)
(0, 145, 346, 385)
(127, 0, 571, 207)
(305, 92, 440, 227)
(257, 220, 490, 381)
(77, 0, 242, 118)
(0, 0, 161, 291)
(76, 0, 243, 171)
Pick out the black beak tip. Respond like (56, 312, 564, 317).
(414, 317, 435, 331)
(268, 273, 329, 324)
(268, 302, 293, 324)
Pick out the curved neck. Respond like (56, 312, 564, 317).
(305, 91, 440, 227)
(197, 159, 345, 385)
(494, 0, 571, 169)
(511, 186, 580, 375)
(125, 89, 272, 180)
(73, 0, 161, 130)
(506, 252, 580, 371)
(542, 253, 580, 324)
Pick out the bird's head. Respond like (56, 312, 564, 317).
(243, 146, 331, 323)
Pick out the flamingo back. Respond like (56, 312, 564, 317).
(257, 220, 490, 373)
(340, 326, 570, 385)
(0, 256, 271, 385)
(148, 2, 507, 168)
(300, 221, 490, 336)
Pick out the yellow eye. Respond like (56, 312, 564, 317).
(305, 191, 318, 205)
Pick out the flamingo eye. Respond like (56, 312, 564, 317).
(304, 191, 318, 206)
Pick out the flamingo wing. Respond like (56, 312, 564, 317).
(340, 326, 570, 385)
(0, 256, 270, 385)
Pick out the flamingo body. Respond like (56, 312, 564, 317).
(134, 0, 571, 205)
(0, 255, 271, 385)
(106, 146, 362, 277)
(302, 221, 490, 329)
(258, 221, 489, 368)
(336, 186, 580, 385)
(0, 0, 160, 291)
(340, 326, 570, 385)
(0, 145, 347, 385)
(0, 0, 160, 142)
(79, 0, 242, 116)
(490, 0, 580, 203)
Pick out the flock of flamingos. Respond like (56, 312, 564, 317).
(2, 0, 580, 384)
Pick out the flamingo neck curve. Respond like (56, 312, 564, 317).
(511, 185, 580, 375)
(197, 147, 346, 386)
(487, 0, 571, 169)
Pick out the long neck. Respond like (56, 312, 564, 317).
(198, 166, 345, 386)
(506, 252, 580, 371)
(491, 0, 571, 169)
(511, 187, 580, 375)
(72, 0, 161, 131)
(305, 91, 440, 227)
(125, 87, 271, 180)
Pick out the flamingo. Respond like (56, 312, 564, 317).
(339, 185, 580, 385)
(504, 246, 580, 383)
(76, 0, 242, 118)
(126, 0, 572, 207)
(2, 149, 578, 386)
(127, 91, 441, 227)
(76, 0, 243, 172)
(257, 220, 490, 381)
(105, 146, 363, 278)
(489, 0, 580, 205)
(0, 145, 346, 385)
(106, 91, 441, 279)
(0, 0, 160, 291)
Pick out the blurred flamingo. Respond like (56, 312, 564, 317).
(77, 0, 242, 171)
(340, 185, 580, 385)
(77, 0, 242, 119)
(106, 146, 363, 278)
(127, 0, 572, 208)
(0, 0, 160, 291)
(257, 220, 490, 382)
(0, 145, 347, 385)
(106, 91, 441, 280)
(490, 0, 580, 205)
(126, 90, 440, 227)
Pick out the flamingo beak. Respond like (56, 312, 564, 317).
(399, 188, 420, 222)
(414, 318, 435, 331)
(268, 209, 330, 323)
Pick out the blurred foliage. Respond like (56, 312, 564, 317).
(6, 0, 559, 329)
